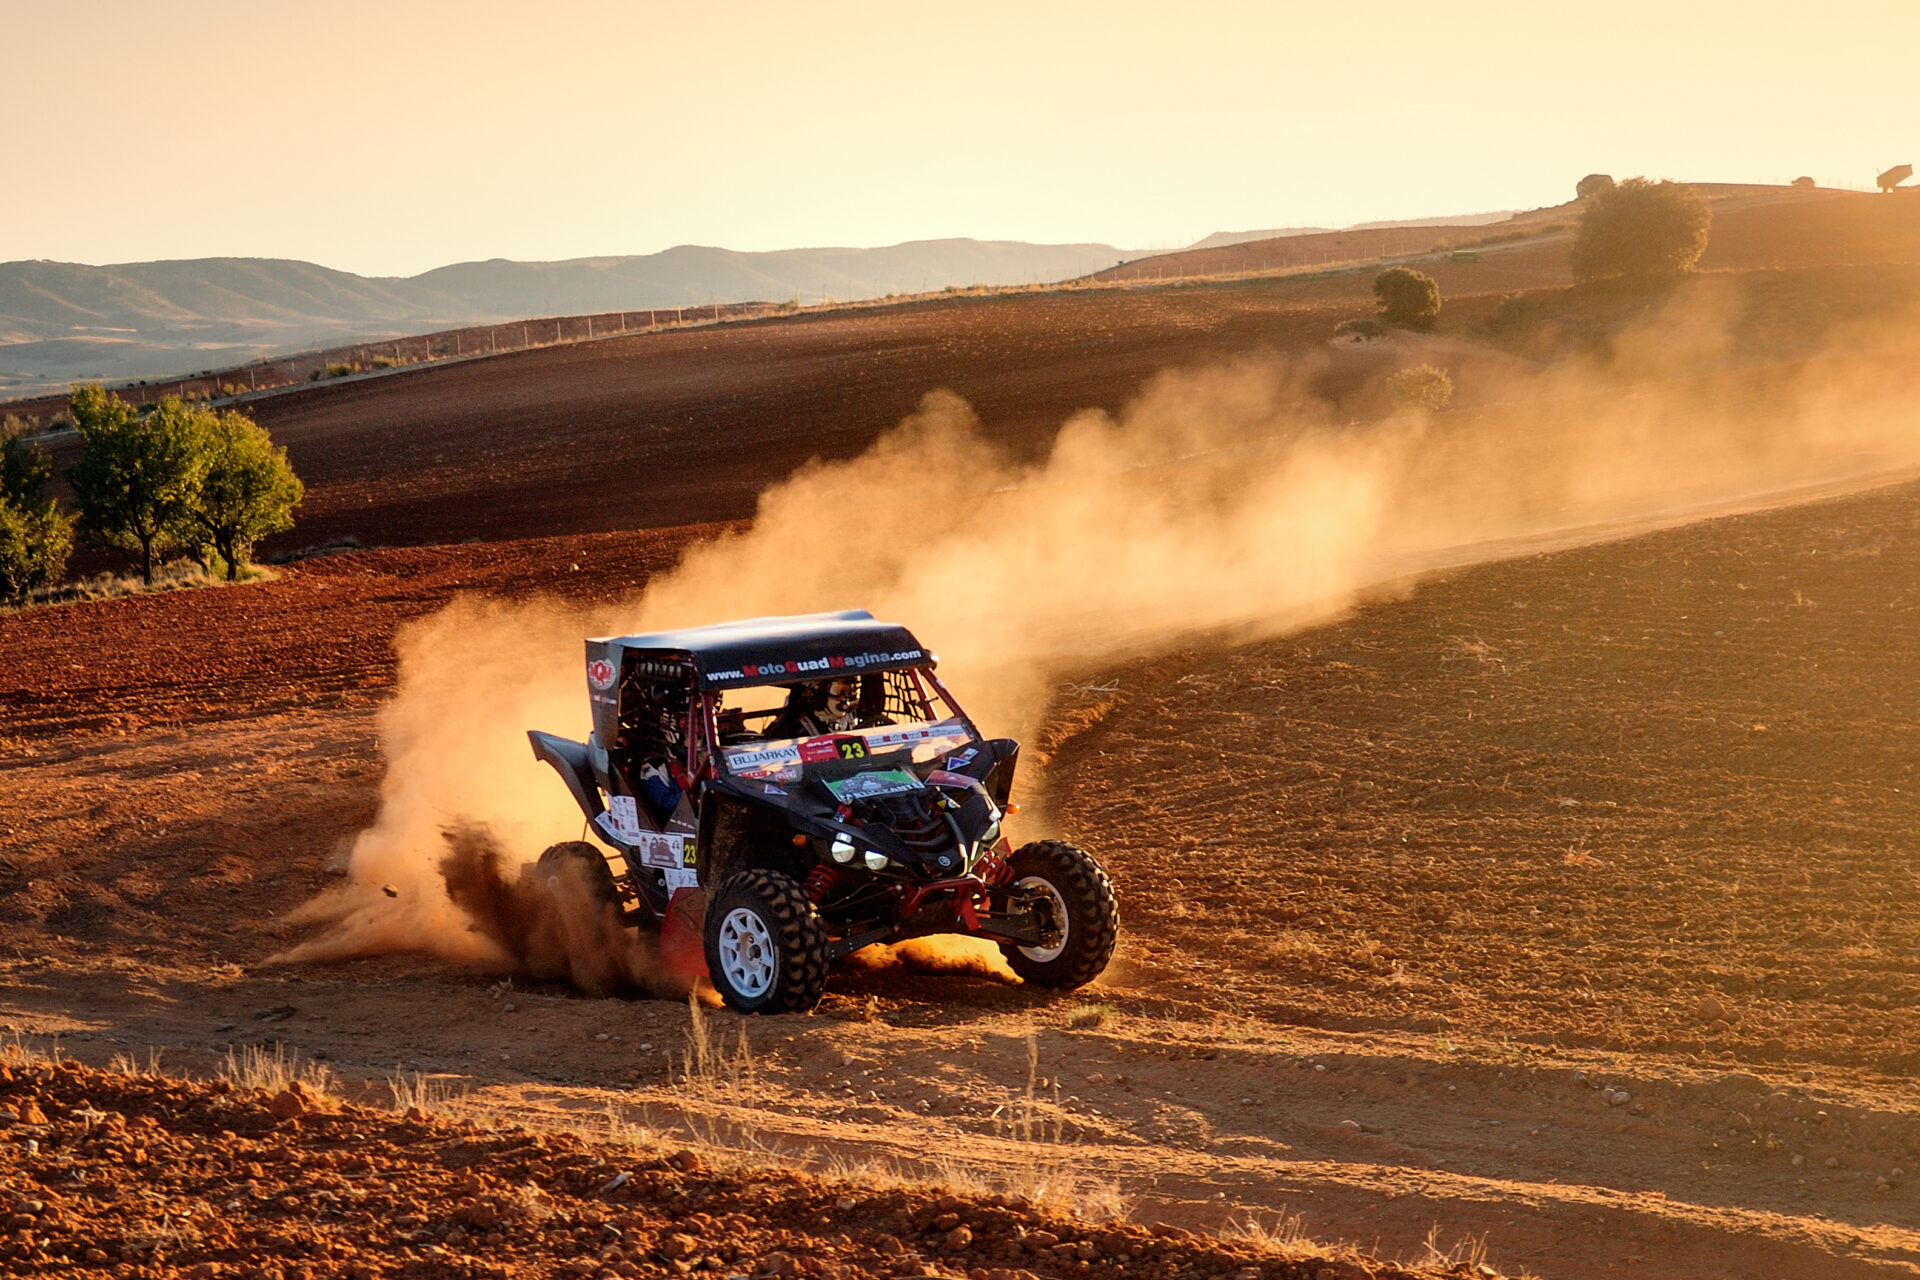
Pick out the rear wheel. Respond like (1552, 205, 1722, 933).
(537, 841, 620, 908)
(999, 840, 1118, 989)
(703, 869, 830, 1014)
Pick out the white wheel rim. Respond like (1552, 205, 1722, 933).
(1015, 875, 1070, 963)
(717, 907, 777, 998)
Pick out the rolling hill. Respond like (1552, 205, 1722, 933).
(0, 239, 1129, 392)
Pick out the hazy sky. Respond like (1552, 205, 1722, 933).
(5, 1, 1916, 277)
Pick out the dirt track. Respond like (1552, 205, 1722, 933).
(7, 476, 1920, 1278)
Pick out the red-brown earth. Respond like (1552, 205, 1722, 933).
(8, 195, 1920, 1278)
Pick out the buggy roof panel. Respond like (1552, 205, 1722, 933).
(593, 610, 930, 689)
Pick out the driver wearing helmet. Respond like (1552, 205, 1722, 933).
(619, 680, 687, 822)
(768, 676, 861, 739)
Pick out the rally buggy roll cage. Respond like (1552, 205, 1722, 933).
(528, 610, 1118, 1012)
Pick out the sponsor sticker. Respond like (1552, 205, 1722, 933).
(608, 795, 643, 841)
(704, 648, 926, 685)
(925, 769, 979, 790)
(825, 769, 924, 802)
(587, 658, 617, 690)
(864, 719, 970, 752)
(945, 747, 979, 770)
(725, 743, 802, 774)
(664, 866, 699, 892)
(634, 832, 686, 869)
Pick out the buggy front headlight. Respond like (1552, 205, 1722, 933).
(863, 850, 890, 872)
(830, 835, 857, 864)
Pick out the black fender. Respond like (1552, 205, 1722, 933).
(528, 730, 605, 821)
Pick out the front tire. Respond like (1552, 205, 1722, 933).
(1000, 840, 1118, 989)
(703, 869, 830, 1014)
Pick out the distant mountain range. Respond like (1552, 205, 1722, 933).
(1187, 212, 1518, 251)
(0, 214, 1525, 395)
(0, 240, 1127, 392)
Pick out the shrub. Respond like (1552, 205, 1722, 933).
(1387, 364, 1453, 413)
(1569, 178, 1711, 284)
(1, 416, 73, 600)
(1488, 292, 1535, 334)
(1576, 173, 1616, 200)
(1791, 176, 1815, 189)
(1332, 317, 1387, 341)
(1372, 267, 1441, 330)
(0, 495, 73, 602)
(2, 425, 54, 509)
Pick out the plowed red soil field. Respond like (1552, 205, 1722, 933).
(10, 215, 1920, 1277)
(7, 476, 1920, 1278)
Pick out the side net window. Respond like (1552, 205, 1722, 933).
(879, 669, 931, 723)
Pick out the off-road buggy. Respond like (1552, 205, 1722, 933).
(528, 611, 1119, 1013)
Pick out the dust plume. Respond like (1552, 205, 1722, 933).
(287, 282, 1920, 982)
(435, 823, 694, 999)
(846, 936, 1019, 982)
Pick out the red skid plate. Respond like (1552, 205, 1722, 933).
(659, 887, 710, 984)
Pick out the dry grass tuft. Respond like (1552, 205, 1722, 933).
(107, 1046, 169, 1079)
(388, 1068, 468, 1117)
(218, 1042, 334, 1099)
(1066, 1002, 1116, 1030)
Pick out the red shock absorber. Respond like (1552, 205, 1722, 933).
(802, 862, 842, 903)
(974, 840, 1014, 888)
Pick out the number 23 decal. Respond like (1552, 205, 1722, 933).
(836, 740, 867, 759)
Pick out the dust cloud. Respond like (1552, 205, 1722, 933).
(284, 285, 1920, 982)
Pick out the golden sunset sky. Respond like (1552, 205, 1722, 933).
(4, 0, 1915, 275)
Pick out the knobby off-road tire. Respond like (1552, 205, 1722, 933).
(1000, 840, 1119, 989)
(537, 841, 620, 909)
(703, 869, 830, 1014)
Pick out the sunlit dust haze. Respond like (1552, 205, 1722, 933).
(7, 1, 1919, 273)
(285, 290, 1920, 981)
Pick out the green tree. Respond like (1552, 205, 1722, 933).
(1569, 178, 1711, 284)
(1387, 364, 1454, 413)
(1372, 267, 1442, 330)
(1576, 173, 1615, 200)
(2, 415, 54, 507)
(0, 496, 73, 602)
(189, 409, 303, 579)
(66, 388, 207, 585)
(0, 414, 75, 601)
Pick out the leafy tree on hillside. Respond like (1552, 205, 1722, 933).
(188, 408, 303, 579)
(0, 495, 73, 602)
(2, 416, 54, 509)
(1387, 363, 1454, 413)
(1372, 267, 1442, 330)
(0, 415, 74, 601)
(67, 387, 207, 585)
(1569, 178, 1711, 285)
(1576, 173, 1616, 200)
